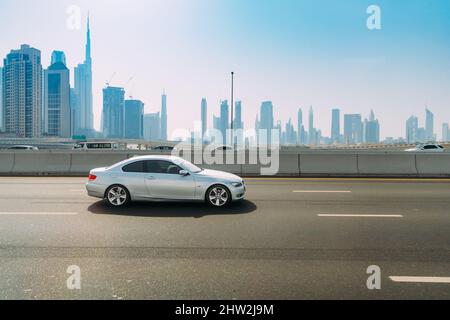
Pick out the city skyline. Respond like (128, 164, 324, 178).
(0, 0, 449, 140)
(0, 40, 446, 144)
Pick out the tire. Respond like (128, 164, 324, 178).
(105, 185, 130, 207)
(206, 185, 231, 207)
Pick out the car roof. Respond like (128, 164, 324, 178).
(121, 155, 185, 165)
(108, 155, 185, 170)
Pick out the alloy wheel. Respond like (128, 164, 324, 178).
(107, 186, 128, 206)
(208, 186, 229, 207)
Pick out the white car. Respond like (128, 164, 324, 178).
(86, 156, 246, 207)
(8, 145, 39, 151)
(405, 144, 445, 152)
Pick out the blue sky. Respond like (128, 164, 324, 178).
(1, 0, 449, 139)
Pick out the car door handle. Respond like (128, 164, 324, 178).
(146, 176, 155, 180)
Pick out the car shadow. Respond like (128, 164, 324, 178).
(88, 199, 257, 218)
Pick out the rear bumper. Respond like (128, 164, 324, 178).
(86, 182, 107, 199)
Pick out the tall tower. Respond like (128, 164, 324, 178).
(425, 108, 434, 142)
(43, 51, 71, 138)
(331, 108, 340, 143)
(0, 67, 3, 132)
(161, 91, 168, 141)
(3, 45, 42, 138)
(201, 98, 207, 141)
(102, 86, 125, 138)
(73, 15, 94, 135)
(308, 106, 314, 144)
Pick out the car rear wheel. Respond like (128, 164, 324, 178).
(106, 185, 130, 207)
(206, 185, 231, 207)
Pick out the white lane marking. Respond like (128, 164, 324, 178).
(390, 276, 450, 284)
(293, 190, 352, 193)
(0, 212, 79, 215)
(318, 214, 404, 218)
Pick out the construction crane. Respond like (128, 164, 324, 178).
(123, 77, 135, 99)
(106, 72, 116, 87)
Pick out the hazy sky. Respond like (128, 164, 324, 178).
(1, 0, 449, 139)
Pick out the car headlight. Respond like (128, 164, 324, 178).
(231, 182, 243, 188)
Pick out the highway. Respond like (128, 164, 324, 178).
(0, 177, 450, 299)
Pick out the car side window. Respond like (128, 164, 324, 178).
(122, 161, 146, 173)
(423, 145, 437, 149)
(145, 160, 182, 174)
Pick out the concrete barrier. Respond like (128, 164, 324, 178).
(357, 153, 418, 176)
(239, 152, 299, 176)
(300, 153, 358, 176)
(0, 153, 14, 174)
(1, 150, 450, 177)
(12, 151, 71, 174)
(70, 152, 129, 174)
(416, 153, 450, 176)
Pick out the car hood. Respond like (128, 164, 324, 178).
(195, 169, 242, 182)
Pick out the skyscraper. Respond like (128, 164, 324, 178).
(425, 108, 434, 141)
(331, 108, 340, 143)
(161, 91, 168, 141)
(43, 51, 71, 138)
(443, 123, 449, 142)
(297, 108, 303, 144)
(220, 100, 229, 144)
(3, 44, 42, 138)
(201, 98, 207, 140)
(0, 67, 3, 132)
(213, 115, 220, 131)
(364, 110, 380, 144)
(234, 100, 243, 145)
(406, 115, 418, 143)
(102, 86, 125, 138)
(234, 101, 243, 130)
(73, 16, 93, 135)
(51, 51, 67, 65)
(143, 113, 161, 141)
(308, 106, 314, 143)
(260, 101, 274, 145)
(124, 99, 144, 139)
(344, 114, 363, 145)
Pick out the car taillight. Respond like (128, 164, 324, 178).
(88, 174, 97, 181)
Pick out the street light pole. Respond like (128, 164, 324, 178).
(230, 72, 234, 147)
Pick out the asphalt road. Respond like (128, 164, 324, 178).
(0, 176, 450, 300)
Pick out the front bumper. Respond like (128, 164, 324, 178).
(230, 184, 246, 201)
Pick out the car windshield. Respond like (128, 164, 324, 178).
(177, 159, 202, 173)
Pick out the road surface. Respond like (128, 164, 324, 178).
(0, 177, 449, 299)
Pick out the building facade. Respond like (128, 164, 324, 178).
(43, 52, 71, 138)
(143, 113, 161, 141)
(160, 92, 167, 141)
(3, 44, 42, 138)
(344, 114, 363, 145)
(73, 17, 93, 135)
(201, 98, 207, 141)
(331, 108, 341, 143)
(102, 86, 125, 138)
(124, 99, 144, 139)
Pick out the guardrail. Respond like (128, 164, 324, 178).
(0, 150, 449, 177)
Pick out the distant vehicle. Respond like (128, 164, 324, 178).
(73, 142, 120, 151)
(86, 155, 246, 208)
(8, 145, 39, 151)
(213, 145, 234, 151)
(152, 145, 175, 151)
(405, 144, 445, 152)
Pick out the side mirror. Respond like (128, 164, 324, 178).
(179, 170, 189, 176)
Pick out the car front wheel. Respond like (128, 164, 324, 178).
(206, 185, 231, 207)
(106, 185, 130, 207)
